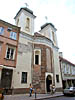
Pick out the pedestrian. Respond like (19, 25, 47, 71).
(0, 88, 4, 100)
(50, 84, 53, 94)
(29, 83, 33, 97)
(53, 85, 55, 93)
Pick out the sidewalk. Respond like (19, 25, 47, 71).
(4, 92, 64, 100)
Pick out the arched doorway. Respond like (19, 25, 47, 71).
(46, 75, 52, 92)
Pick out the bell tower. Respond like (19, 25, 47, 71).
(40, 23, 58, 47)
(14, 7, 36, 35)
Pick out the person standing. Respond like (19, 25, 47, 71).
(29, 84, 33, 97)
(50, 84, 53, 94)
(53, 85, 55, 93)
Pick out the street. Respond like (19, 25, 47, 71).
(3, 94, 75, 100)
(43, 96, 75, 100)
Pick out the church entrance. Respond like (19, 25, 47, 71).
(46, 75, 52, 93)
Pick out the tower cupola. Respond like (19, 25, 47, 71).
(14, 7, 36, 35)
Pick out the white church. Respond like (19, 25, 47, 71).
(11, 7, 62, 93)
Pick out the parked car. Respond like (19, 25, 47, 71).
(63, 87, 75, 96)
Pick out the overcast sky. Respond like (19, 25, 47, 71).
(0, 0, 75, 63)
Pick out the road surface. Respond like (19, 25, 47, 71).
(43, 96, 75, 100)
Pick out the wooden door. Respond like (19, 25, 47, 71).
(1, 69, 13, 89)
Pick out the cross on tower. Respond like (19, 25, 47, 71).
(25, 3, 29, 8)
(45, 16, 48, 23)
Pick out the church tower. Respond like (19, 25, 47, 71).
(14, 7, 36, 35)
(40, 23, 58, 47)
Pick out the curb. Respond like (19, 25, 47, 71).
(32, 94, 64, 100)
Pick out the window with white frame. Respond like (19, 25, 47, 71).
(66, 64, 70, 74)
(72, 68, 73, 75)
(25, 17, 30, 32)
(52, 31, 55, 43)
(56, 74, 59, 83)
(6, 46, 15, 60)
(35, 55, 39, 64)
(10, 31, 17, 40)
(74, 67, 75, 75)
(34, 49, 41, 65)
(72, 66, 75, 75)
(70, 66, 72, 74)
(21, 72, 27, 83)
(64, 65, 67, 74)
(68, 65, 71, 74)
(0, 27, 4, 35)
(26, 18, 30, 29)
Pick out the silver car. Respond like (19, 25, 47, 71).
(63, 87, 75, 96)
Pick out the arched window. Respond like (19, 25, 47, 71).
(17, 19, 19, 26)
(34, 49, 41, 65)
(52, 31, 55, 43)
(26, 17, 30, 29)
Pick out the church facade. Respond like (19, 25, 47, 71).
(11, 7, 62, 94)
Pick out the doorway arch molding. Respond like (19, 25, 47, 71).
(46, 72, 53, 79)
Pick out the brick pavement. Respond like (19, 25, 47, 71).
(4, 92, 63, 100)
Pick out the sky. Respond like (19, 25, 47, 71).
(0, 0, 75, 63)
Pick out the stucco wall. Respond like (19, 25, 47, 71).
(46, 48, 52, 72)
(40, 25, 52, 41)
(53, 49, 62, 88)
(12, 34, 32, 88)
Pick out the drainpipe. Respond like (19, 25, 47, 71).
(0, 66, 3, 87)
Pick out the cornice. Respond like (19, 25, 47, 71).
(19, 32, 59, 51)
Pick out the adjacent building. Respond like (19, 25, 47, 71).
(0, 20, 20, 91)
(59, 55, 75, 89)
